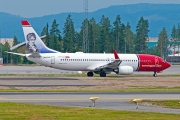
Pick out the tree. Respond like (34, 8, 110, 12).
(99, 15, 111, 53)
(89, 18, 100, 53)
(112, 15, 121, 52)
(2, 42, 10, 64)
(135, 17, 149, 54)
(49, 20, 62, 51)
(171, 25, 177, 54)
(11, 36, 21, 64)
(74, 31, 82, 51)
(63, 15, 76, 52)
(41, 23, 50, 46)
(157, 27, 168, 58)
(13, 36, 19, 46)
(124, 23, 134, 53)
(176, 24, 180, 54)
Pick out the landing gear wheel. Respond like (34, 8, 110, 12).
(100, 72, 106, 77)
(87, 71, 94, 77)
(153, 72, 157, 77)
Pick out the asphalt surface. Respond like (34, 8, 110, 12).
(0, 77, 96, 87)
(0, 65, 179, 74)
(0, 65, 179, 114)
(0, 92, 179, 114)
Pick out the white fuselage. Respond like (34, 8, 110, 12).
(27, 53, 139, 71)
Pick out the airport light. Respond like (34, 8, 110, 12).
(90, 97, 99, 107)
(133, 98, 142, 109)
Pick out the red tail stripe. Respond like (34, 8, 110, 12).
(21, 20, 30, 26)
(113, 50, 120, 59)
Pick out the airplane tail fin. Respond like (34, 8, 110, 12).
(21, 20, 58, 54)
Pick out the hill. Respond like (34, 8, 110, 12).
(0, 3, 180, 41)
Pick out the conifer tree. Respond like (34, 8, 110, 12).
(124, 23, 134, 53)
(99, 15, 111, 53)
(63, 15, 75, 52)
(12, 36, 21, 64)
(135, 17, 149, 54)
(49, 20, 61, 51)
(89, 18, 100, 53)
(157, 27, 168, 58)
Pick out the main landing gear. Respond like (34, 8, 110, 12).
(100, 72, 106, 77)
(87, 71, 94, 77)
(87, 71, 106, 77)
(153, 71, 157, 77)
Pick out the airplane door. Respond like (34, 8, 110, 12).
(51, 56, 55, 64)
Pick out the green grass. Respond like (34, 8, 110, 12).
(0, 86, 180, 93)
(0, 102, 179, 120)
(143, 100, 180, 109)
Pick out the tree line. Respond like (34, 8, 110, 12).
(0, 14, 179, 64)
(40, 15, 148, 54)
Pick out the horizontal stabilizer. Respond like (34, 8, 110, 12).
(6, 52, 26, 56)
(28, 53, 41, 57)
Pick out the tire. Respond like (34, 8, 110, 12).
(87, 71, 93, 77)
(153, 73, 157, 77)
(100, 72, 106, 77)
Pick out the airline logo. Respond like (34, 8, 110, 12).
(58, 56, 70, 58)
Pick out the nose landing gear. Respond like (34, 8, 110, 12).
(153, 71, 157, 77)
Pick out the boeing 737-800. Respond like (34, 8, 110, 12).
(7, 20, 171, 77)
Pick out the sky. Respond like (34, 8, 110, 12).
(0, 0, 180, 18)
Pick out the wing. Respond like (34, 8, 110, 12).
(94, 59, 121, 71)
(94, 50, 121, 72)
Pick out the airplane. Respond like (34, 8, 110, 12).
(7, 20, 171, 77)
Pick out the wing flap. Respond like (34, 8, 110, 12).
(94, 59, 121, 71)
(93, 50, 122, 71)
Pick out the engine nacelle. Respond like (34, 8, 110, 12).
(117, 66, 133, 75)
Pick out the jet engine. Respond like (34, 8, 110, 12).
(117, 66, 133, 75)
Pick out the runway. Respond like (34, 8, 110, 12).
(0, 65, 180, 74)
(0, 65, 179, 114)
(0, 77, 96, 87)
(0, 92, 179, 114)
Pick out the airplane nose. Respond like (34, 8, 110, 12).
(165, 61, 171, 69)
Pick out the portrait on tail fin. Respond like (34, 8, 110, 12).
(26, 33, 39, 53)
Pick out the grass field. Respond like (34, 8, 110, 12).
(142, 100, 180, 109)
(0, 102, 179, 120)
(0, 86, 180, 93)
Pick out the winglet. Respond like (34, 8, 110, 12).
(113, 50, 120, 59)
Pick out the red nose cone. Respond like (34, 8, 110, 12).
(165, 62, 171, 69)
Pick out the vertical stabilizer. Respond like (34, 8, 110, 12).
(21, 20, 58, 53)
